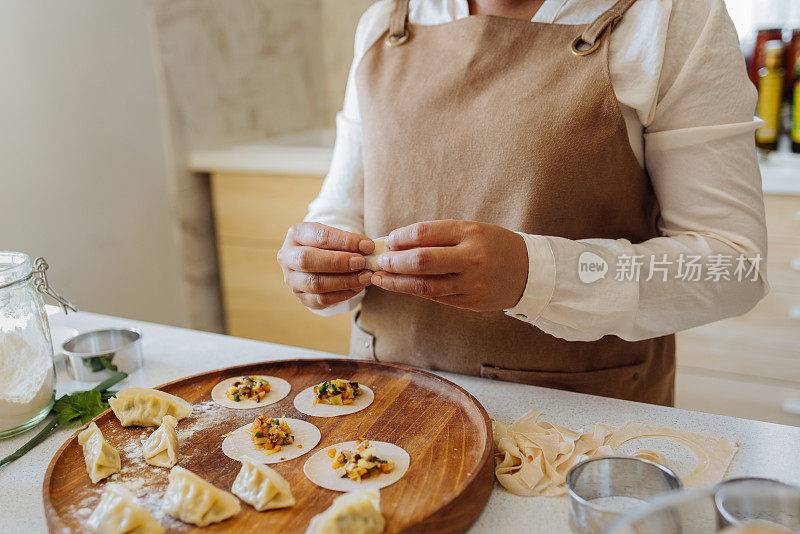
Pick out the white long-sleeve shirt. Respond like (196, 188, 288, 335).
(305, 0, 768, 342)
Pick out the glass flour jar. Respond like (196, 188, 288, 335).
(0, 252, 75, 438)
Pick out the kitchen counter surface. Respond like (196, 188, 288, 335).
(3, 310, 800, 533)
(188, 129, 334, 176)
(188, 129, 800, 194)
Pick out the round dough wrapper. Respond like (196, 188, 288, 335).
(211, 376, 291, 410)
(293, 384, 374, 417)
(303, 440, 410, 492)
(221, 418, 320, 464)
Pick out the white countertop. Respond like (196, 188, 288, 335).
(188, 130, 335, 176)
(3, 311, 800, 533)
(188, 129, 800, 194)
(760, 151, 800, 195)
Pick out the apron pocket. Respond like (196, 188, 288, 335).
(349, 311, 377, 361)
(480, 361, 647, 400)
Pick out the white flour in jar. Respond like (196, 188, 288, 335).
(0, 330, 55, 431)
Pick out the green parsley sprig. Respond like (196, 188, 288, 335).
(0, 371, 127, 467)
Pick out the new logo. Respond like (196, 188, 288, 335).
(578, 251, 608, 284)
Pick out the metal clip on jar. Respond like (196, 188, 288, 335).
(0, 252, 75, 439)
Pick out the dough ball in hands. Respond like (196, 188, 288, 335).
(87, 483, 163, 534)
(232, 457, 296, 511)
(305, 489, 385, 534)
(363, 237, 388, 271)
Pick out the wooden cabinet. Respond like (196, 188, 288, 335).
(210, 172, 353, 354)
(675, 193, 800, 425)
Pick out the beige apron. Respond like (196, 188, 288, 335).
(351, 0, 675, 406)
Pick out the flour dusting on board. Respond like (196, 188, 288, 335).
(59, 400, 232, 532)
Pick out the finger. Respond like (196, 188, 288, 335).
(279, 246, 366, 273)
(370, 272, 460, 298)
(295, 288, 363, 309)
(387, 220, 463, 250)
(289, 222, 373, 254)
(286, 270, 372, 294)
(376, 247, 464, 275)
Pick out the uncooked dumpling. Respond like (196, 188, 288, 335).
(109, 388, 192, 427)
(232, 457, 295, 511)
(77, 422, 121, 484)
(163, 466, 241, 526)
(305, 489, 384, 534)
(142, 415, 179, 468)
(87, 483, 163, 534)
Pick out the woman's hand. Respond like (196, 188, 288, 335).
(277, 222, 374, 310)
(370, 220, 529, 311)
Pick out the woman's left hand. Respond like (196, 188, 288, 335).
(370, 220, 529, 312)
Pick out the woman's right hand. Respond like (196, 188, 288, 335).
(277, 222, 375, 310)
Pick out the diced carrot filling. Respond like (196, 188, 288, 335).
(226, 376, 271, 402)
(313, 379, 361, 406)
(331, 440, 394, 482)
(249, 415, 293, 455)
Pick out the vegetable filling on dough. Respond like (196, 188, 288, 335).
(250, 415, 294, 455)
(329, 439, 395, 482)
(313, 379, 361, 406)
(227, 376, 271, 403)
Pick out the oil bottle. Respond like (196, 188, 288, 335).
(755, 40, 785, 151)
(792, 52, 800, 153)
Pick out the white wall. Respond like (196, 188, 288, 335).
(0, 0, 189, 327)
(724, 0, 800, 36)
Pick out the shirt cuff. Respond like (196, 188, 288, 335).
(504, 234, 556, 323)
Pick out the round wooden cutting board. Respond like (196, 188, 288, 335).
(43, 359, 494, 533)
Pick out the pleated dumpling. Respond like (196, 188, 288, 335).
(305, 489, 385, 534)
(163, 466, 241, 526)
(142, 415, 179, 468)
(109, 388, 192, 427)
(77, 422, 121, 484)
(87, 483, 163, 534)
(232, 458, 295, 511)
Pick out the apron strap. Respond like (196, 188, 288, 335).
(388, 0, 410, 43)
(387, 0, 637, 51)
(580, 0, 639, 46)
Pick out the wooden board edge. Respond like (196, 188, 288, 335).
(42, 413, 106, 532)
(42, 358, 495, 533)
(403, 446, 496, 534)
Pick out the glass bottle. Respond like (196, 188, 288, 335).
(755, 40, 785, 151)
(0, 252, 75, 438)
(792, 52, 800, 153)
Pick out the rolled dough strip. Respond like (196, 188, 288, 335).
(631, 449, 666, 466)
(605, 421, 738, 486)
(492, 412, 739, 497)
(364, 237, 388, 271)
(492, 412, 615, 497)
